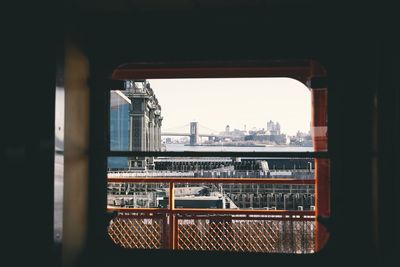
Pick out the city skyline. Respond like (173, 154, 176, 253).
(148, 78, 311, 136)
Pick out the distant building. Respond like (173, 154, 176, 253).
(267, 120, 281, 135)
(232, 128, 246, 136)
(276, 122, 281, 134)
(289, 131, 313, 146)
(245, 133, 287, 144)
(242, 120, 286, 144)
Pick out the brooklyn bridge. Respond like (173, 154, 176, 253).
(161, 122, 231, 145)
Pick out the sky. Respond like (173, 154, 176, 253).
(148, 78, 311, 136)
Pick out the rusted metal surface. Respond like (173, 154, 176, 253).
(111, 60, 314, 84)
(168, 182, 176, 249)
(311, 87, 330, 251)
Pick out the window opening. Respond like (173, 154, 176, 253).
(105, 65, 329, 254)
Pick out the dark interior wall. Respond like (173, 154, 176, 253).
(375, 34, 399, 266)
(2, 1, 398, 267)
(2, 7, 58, 266)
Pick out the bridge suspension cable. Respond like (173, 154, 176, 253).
(162, 123, 190, 133)
(197, 123, 220, 134)
(161, 122, 223, 137)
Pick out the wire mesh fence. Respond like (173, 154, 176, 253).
(108, 213, 315, 253)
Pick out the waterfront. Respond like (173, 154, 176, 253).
(165, 143, 314, 152)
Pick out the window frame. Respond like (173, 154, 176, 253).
(101, 59, 330, 254)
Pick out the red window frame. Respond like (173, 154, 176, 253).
(108, 59, 330, 252)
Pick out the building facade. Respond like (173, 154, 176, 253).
(108, 80, 162, 170)
(108, 90, 131, 169)
(126, 80, 162, 169)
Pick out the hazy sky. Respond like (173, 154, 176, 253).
(148, 78, 311, 136)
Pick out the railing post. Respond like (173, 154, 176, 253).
(311, 86, 330, 252)
(169, 182, 177, 249)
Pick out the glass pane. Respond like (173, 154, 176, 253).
(110, 78, 322, 152)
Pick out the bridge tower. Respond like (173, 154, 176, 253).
(190, 121, 199, 146)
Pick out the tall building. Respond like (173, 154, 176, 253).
(276, 122, 281, 134)
(267, 120, 281, 135)
(108, 80, 162, 170)
(126, 80, 163, 169)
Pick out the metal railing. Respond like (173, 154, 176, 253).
(107, 177, 316, 253)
